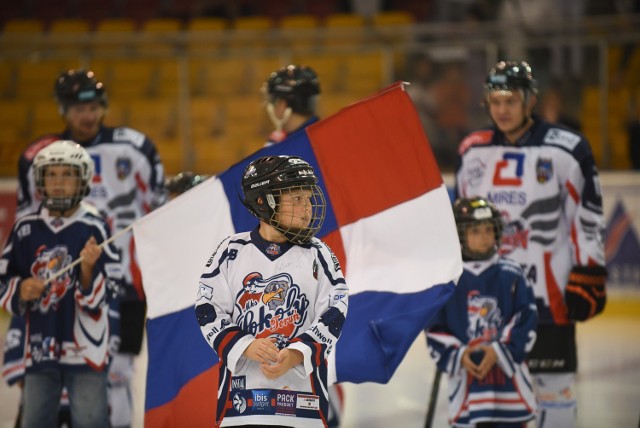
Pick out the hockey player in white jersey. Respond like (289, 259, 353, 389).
(0, 140, 121, 427)
(426, 197, 538, 427)
(195, 155, 348, 427)
(262, 64, 345, 426)
(455, 61, 607, 427)
(14, 69, 166, 427)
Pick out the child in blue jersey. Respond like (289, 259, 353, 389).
(426, 197, 538, 427)
(0, 140, 120, 428)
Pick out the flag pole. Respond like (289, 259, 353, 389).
(424, 367, 442, 428)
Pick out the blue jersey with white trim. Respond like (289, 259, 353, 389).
(195, 228, 348, 428)
(0, 202, 121, 373)
(455, 117, 605, 325)
(17, 125, 166, 301)
(426, 255, 538, 427)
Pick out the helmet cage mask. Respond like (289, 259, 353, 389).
(453, 197, 503, 261)
(34, 140, 94, 213)
(265, 184, 326, 244)
(242, 156, 326, 244)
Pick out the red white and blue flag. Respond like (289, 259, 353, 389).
(133, 83, 463, 426)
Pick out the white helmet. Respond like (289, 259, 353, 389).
(33, 140, 94, 212)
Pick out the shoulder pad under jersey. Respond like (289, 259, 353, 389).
(458, 130, 494, 155)
(23, 134, 60, 161)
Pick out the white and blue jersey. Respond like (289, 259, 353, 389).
(455, 118, 605, 326)
(17, 126, 165, 301)
(0, 203, 121, 373)
(426, 255, 538, 427)
(195, 228, 348, 428)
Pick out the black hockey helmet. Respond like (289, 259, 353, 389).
(453, 197, 503, 260)
(242, 155, 325, 244)
(264, 65, 320, 115)
(166, 171, 208, 198)
(55, 69, 107, 111)
(485, 60, 537, 98)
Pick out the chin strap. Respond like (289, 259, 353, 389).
(266, 103, 292, 144)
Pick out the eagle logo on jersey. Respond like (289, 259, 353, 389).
(236, 272, 309, 340)
(30, 245, 73, 313)
(466, 291, 502, 344)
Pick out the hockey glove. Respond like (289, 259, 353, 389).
(564, 265, 607, 321)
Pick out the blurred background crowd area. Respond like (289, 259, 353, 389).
(0, 0, 639, 176)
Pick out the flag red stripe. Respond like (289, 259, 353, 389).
(144, 364, 219, 427)
(308, 83, 442, 227)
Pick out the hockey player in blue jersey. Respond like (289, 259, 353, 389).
(0, 140, 121, 427)
(195, 155, 348, 427)
(426, 197, 538, 427)
(14, 69, 166, 427)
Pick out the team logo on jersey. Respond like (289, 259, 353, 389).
(232, 392, 247, 413)
(30, 245, 73, 313)
(466, 291, 502, 343)
(236, 272, 308, 340)
(463, 157, 487, 188)
(536, 158, 553, 183)
(492, 152, 525, 186)
(266, 243, 281, 256)
(116, 157, 132, 180)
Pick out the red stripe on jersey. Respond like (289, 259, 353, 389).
(135, 172, 148, 193)
(571, 223, 581, 264)
(544, 252, 569, 325)
(216, 330, 239, 359)
(565, 180, 579, 203)
(129, 236, 145, 300)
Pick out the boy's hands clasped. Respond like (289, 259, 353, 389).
(461, 344, 498, 380)
(244, 337, 304, 380)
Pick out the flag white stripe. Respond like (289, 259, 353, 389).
(135, 177, 234, 319)
(341, 184, 462, 294)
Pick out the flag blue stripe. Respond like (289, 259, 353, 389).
(145, 309, 219, 410)
(335, 282, 456, 384)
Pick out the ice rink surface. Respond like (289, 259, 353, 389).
(0, 301, 638, 428)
